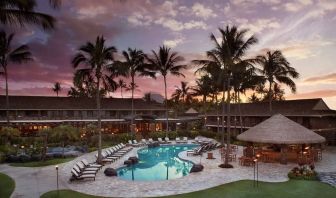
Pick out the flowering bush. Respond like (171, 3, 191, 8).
(288, 164, 317, 180)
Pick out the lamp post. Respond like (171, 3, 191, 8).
(55, 165, 59, 197)
(255, 154, 260, 187)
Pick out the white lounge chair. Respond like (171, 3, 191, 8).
(76, 162, 99, 172)
(165, 137, 171, 143)
(81, 159, 102, 169)
(158, 137, 165, 144)
(141, 139, 148, 145)
(176, 137, 182, 144)
(149, 138, 154, 143)
(182, 137, 188, 143)
(71, 169, 96, 181)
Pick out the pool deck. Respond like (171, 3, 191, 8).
(61, 142, 336, 197)
(1, 141, 336, 198)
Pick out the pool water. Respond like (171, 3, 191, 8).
(117, 144, 197, 181)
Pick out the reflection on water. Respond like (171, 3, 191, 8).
(117, 144, 197, 181)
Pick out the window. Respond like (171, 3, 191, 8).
(87, 110, 93, 117)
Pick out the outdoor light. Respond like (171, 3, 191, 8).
(305, 146, 310, 150)
(253, 158, 259, 187)
(256, 154, 261, 158)
(21, 145, 24, 149)
(217, 117, 220, 120)
(55, 165, 59, 197)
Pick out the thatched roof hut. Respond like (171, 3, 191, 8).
(237, 114, 326, 144)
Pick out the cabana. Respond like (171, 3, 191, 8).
(237, 114, 326, 164)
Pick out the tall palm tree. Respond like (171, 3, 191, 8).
(194, 26, 258, 167)
(0, 0, 57, 30)
(0, 31, 32, 124)
(146, 45, 187, 136)
(72, 36, 122, 164)
(191, 76, 212, 103)
(52, 82, 61, 96)
(114, 48, 155, 136)
(117, 79, 127, 98)
(256, 50, 299, 113)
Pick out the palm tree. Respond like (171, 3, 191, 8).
(37, 128, 51, 161)
(72, 36, 123, 163)
(51, 125, 79, 157)
(0, 0, 57, 30)
(52, 82, 61, 96)
(194, 26, 258, 167)
(0, 31, 32, 124)
(114, 48, 155, 136)
(171, 81, 192, 103)
(117, 79, 127, 98)
(146, 45, 187, 135)
(143, 92, 152, 103)
(256, 50, 299, 113)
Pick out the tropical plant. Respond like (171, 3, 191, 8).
(145, 45, 187, 136)
(0, 31, 33, 124)
(117, 79, 127, 98)
(171, 81, 192, 103)
(37, 128, 52, 161)
(52, 82, 61, 96)
(194, 25, 258, 167)
(50, 125, 79, 157)
(72, 35, 123, 163)
(114, 48, 155, 136)
(256, 50, 299, 112)
(0, 127, 20, 145)
(0, 0, 58, 30)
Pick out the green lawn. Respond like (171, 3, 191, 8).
(0, 173, 15, 198)
(10, 157, 75, 167)
(40, 180, 336, 198)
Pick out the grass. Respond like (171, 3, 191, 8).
(0, 173, 15, 198)
(40, 180, 336, 198)
(10, 157, 75, 167)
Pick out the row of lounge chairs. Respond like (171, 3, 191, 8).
(71, 159, 103, 181)
(128, 137, 210, 147)
(187, 142, 220, 156)
(96, 143, 132, 163)
(70, 143, 132, 181)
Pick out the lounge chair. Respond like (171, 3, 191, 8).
(134, 140, 144, 146)
(187, 146, 204, 156)
(73, 165, 97, 175)
(111, 147, 126, 155)
(176, 137, 182, 144)
(165, 137, 171, 143)
(106, 149, 123, 158)
(76, 162, 99, 172)
(81, 159, 102, 169)
(71, 169, 96, 181)
(148, 138, 154, 143)
(141, 139, 148, 145)
(116, 144, 131, 152)
(128, 140, 140, 147)
(157, 138, 165, 144)
(182, 137, 188, 143)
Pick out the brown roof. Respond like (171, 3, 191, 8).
(208, 98, 336, 116)
(237, 114, 326, 144)
(0, 96, 165, 110)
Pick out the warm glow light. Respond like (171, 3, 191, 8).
(256, 154, 261, 158)
(305, 146, 310, 150)
(55, 165, 58, 170)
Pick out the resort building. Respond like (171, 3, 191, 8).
(205, 98, 336, 145)
(0, 96, 185, 135)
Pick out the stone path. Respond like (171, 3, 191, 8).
(318, 172, 336, 187)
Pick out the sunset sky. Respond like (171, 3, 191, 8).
(1, 0, 335, 109)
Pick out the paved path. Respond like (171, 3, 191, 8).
(0, 163, 71, 198)
(318, 172, 336, 187)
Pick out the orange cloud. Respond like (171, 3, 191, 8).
(304, 73, 336, 83)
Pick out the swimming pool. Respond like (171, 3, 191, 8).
(117, 144, 197, 181)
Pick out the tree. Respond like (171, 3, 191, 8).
(194, 26, 258, 167)
(0, 31, 32, 124)
(171, 81, 192, 104)
(0, 0, 57, 30)
(52, 82, 61, 96)
(50, 125, 79, 157)
(256, 50, 299, 113)
(37, 128, 52, 161)
(146, 45, 187, 135)
(114, 48, 155, 136)
(0, 127, 20, 145)
(248, 93, 260, 103)
(117, 79, 127, 98)
(72, 36, 123, 163)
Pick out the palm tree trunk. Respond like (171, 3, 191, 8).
(238, 92, 243, 134)
(164, 75, 169, 137)
(4, 65, 10, 125)
(224, 76, 231, 166)
(131, 76, 135, 137)
(120, 88, 123, 98)
(62, 141, 65, 158)
(42, 134, 47, 161)
(269, 81, 273, 114)
(96, 76, 102, 164)
(221, 83, 226, 146)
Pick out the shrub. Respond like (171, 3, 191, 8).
(288, 165, 318, 180)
